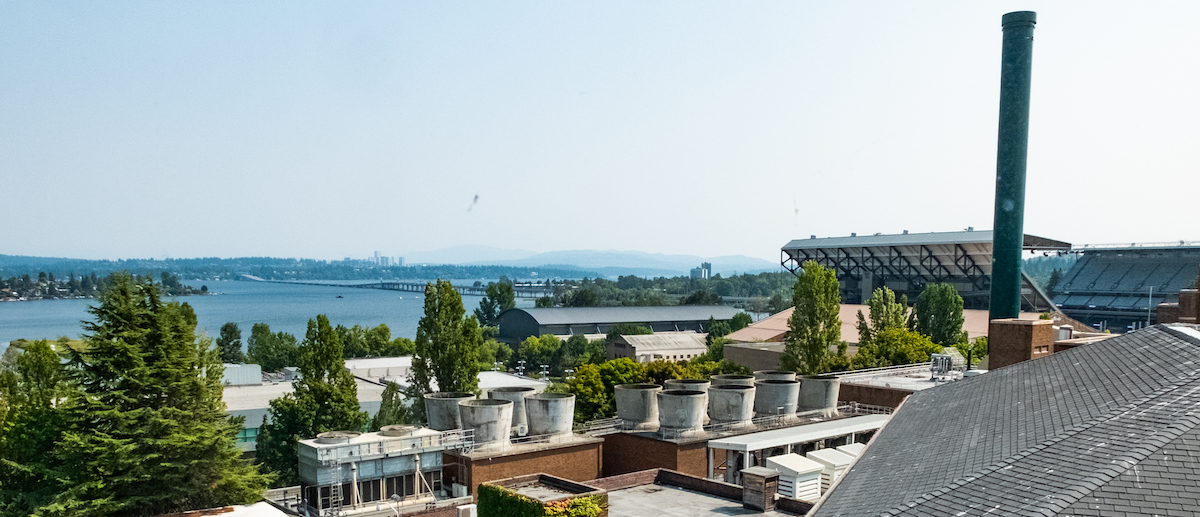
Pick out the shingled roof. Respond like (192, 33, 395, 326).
(809, 324, 1200, 517)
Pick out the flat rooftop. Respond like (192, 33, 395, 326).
(608, 484, 786, 517)
(223, 376, 387, 412)
(834, 364, 954, 392)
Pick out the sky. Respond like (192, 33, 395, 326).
(2, 2, 1198, 263)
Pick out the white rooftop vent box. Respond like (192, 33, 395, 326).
(806, 449, 855, 494)
(765, 453, 823, 501)
(457, 504, 477, 517)
(836, 442, 866, 457)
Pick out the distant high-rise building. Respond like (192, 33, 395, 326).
(690, 262, 711, 280)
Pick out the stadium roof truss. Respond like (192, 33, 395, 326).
(781, 231, 1071, 307)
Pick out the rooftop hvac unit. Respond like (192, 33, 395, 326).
(457, 504, 477, 517)
(931, 354, 953, 377)
(452, 484, 469, 498)
(515, 423, 528, 437)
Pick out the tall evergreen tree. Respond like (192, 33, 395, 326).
(782, 261, 843, 375)
(256, 315, 367, 487)
(38, 273, 268, 516)
(217, 322, 246, 363)
(369, 383, 410, 431)
(407, 280, 482, 423)
(914, 283, 967, 347)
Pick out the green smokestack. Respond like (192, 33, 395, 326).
(990, 11, 1036, 320)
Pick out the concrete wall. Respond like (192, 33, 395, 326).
(444, 440, 603, 497)
(988, 318, 1054, 370)
(837, 383, 913, 409)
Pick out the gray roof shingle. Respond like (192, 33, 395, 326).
(810, 325, 1200, 517)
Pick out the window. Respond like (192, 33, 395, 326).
(236, 427, 259, 443)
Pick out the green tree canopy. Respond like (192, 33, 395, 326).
(369, 382, 410, 431)
(217, 322, 246, 364)
(407, 280, 483, 422)
(855, 287, 909, 347)
(782, 261, 843, 375)
(43, 273, 268, 515)
(245, 323, 300, 372)
(474, 281, 516, 328)
(564, 358, 646, 422)
(678, 290, 721, 306)
(257, 315, 368, 487)
(914, 283, 967, 347)
(852, 328, 942, 369)
(518, 335, 563, 373)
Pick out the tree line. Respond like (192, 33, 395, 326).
(781, 260, 988, 375)
(0, 271, 203, 301)
(528, 272, 795, 313)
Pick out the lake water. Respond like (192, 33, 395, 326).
(0, 280, 524, 348)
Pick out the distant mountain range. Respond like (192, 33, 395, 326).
(406, 246, 781, 277)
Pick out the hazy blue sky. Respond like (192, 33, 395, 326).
(3, 2, 1197, 263)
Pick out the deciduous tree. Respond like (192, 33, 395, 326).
(855, 287, 909, 347)
(782, 261, 843, 375)
(914, 283, 967, 347)
(246, 323, 299, 372)
(406, 280, 482, 423)
(257, 315, 368, 487)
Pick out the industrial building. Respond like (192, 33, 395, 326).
(607, 331, 709, 362)
(808, 324, 1200, 517)
(1052, 242, 1200, 331)
(781, 230, 1069, 309)
(495, 306, 742, 344)
(592, 372, 892, 489)
(297, 426, 472, 516)
(222, 365, 387, 454)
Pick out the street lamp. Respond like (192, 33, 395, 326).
(386, 494, 402, 516)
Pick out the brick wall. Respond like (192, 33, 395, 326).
(776, 496, 815, 515)
(837, 383, 913, 409)
(656, 469, 743, 501)
(988, 318, 1053, 370)
(587, 469, 661, 491)
(445, 440, 602, 497)
(602, 433, 680, 477)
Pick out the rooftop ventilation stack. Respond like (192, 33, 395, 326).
(990, 11, 1037, 320)
(708, 384, 756, 427)
(754, 370, 797, 381)
(424, 392, 474, 431)
(665, 379, 711, 423)
(489, 386, 536, 436)
(459, 399, 514, 452)
(615, 383, 661, 430)
(657, 389, 706, 437)
(754, 379, 800, 419)
(711, 374, 756, 387)
(525, 392, 576, 442)
(798, 376, 842, 417)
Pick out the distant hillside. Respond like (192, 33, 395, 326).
(0, 255, 596, 282)
(464, 249, 780, 276)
